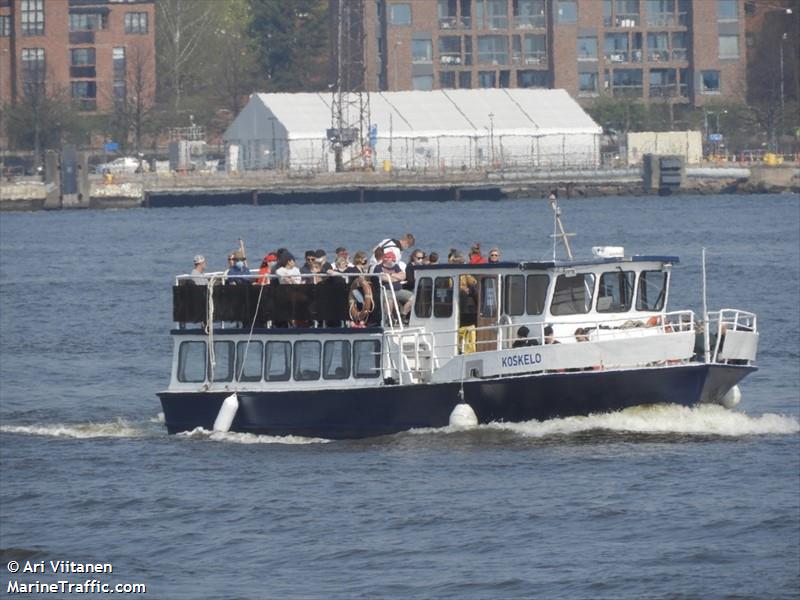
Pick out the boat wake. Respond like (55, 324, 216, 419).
(176, 427, 330, 445)
(0, 418, 156, 440)
(486, 404, 799, 438)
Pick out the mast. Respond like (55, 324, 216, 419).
(549, 192, 575, 260)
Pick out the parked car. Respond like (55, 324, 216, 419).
(95, 156, 147, 175)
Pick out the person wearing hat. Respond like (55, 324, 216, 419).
(257, 252, 279, 286)
(190, 255, 207, 285)
(226, 249, 251, 285)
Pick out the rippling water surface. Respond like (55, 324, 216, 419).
(1, 194, 798, 599)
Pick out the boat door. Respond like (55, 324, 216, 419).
(476, 274, 499, 352)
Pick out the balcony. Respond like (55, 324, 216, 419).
(649, 83, 689, 98)
(605, 51, 629, 63)
(513, 14, 545, 29)
(648, 49, 670, 62)
(439, 16, 472, 29)
(70, 66, 96, 78)
(439, 53, 462, 66)
(615, 15, 640, 27)
(671, 48, 688, 61)
(612, 85, 643, 98)
(646, 14, 676, 27)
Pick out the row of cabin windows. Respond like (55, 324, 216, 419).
(177, 340, 381, 384)
(413, 270, 666, 319)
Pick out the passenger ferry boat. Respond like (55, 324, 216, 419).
(158, 213, 759, 439)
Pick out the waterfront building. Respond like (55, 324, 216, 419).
(346, 0, 749, 108)
(0, 0, 156, 112)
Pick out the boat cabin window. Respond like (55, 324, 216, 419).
(212, 341, 234, 382)
(597, 270, 635, 313)
(353, 340, 381, 378)
(236, 341, 263, 382)
(415, 277, 433, 318)
(265, 341, 291, 381)
(177, 341, 206, 383)
(433, 277, 454, 318)
(293, 340, 321, 381)
(480, 276, 498, 317)
(323, 340, 351, 380)
(636, 270, 667, 311)
(526, 274, 549, 315)
(550, 273, 596, 315)
(503, 275, 525, 315)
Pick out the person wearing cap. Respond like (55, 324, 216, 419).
(315, 249, 333, 275)
(190, 255, 207, 285)
(226, 249, 251, 285)
(257, 253, 279, 286)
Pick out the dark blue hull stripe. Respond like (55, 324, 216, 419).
(158, 364, 755, 439)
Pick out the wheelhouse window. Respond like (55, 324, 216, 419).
(415, 277, 433, 318)
(636, 270, 667, 311)
(323, 340, 351, 380)
(178, 341, 206, 383)
(503, 275, 525, 316)
(236, 341, 263, 382)
(597, 271, 635, 313)
(210, 341, 234, 382)
(353, 340, 381, 378)
(550, 273, 595, 315)
(526, 274, 549, 315)
(265, 341, 291, 381)
(294, 340, 321, 381)
(433, 277, 454, 318)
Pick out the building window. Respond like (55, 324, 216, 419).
(70, 48, 96, 66)
(517, 69, 548, 88)
(478, 70, 497, 87)
(523, 34, 546, 64)
(577, 35, 598, 61)
(699, 70, 720, 94)
(513, 0, 546, 29)
(21, 48, 45, 97)
(124, 12, 148, 34)
(556, 0, 577, 23)
(605, 33, 629, 62)
(69, 12, 107, 32)
(603, 0, 612, 26)
(440, 71, 456, 88)
(458, 71, 472, 88)
(649, 68, 677, 97)
(717, 0, 738, 22)
(646, 0, 675, 27)
(0, 15, 11, 37)
(412, 74, 433, 90)
(578, 71, 599, 95)
(647, 32, 669, 62)
(439, 36, 462, 66)
(612, 68, 643, 97)
(71, 80, 97, 110)
(615, 0, 640, 26)
(476, 0, 508, 29)
(719, 34, 739, 59)
(113, 47, 126, 100)
(412, 39, 432, 63)
(388, 3, 411, 26)
(671, 31, 687, 61)
(477, 35, 508, 65)
(21, 0, 44, 36)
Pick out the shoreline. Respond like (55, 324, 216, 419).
(1, 166, 797, 211)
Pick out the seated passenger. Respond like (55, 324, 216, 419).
(226, 249, 251, 285)
(575, 327, 590, 342)
(404, 249, 426, 292)
(488, 248, 501, 263)
(513, 326, 536, 348)
(190, 255, 207, 285)
(275, 253, 302, 284)
(257, 253, 278, 286)
(299, 250, 317, 282)
(373, 250, 413, 314)
(315, 248, 333, 274)
(544, 325, 560, 344)
(427, 251, 439, 265)
(469, 243, 487, 264)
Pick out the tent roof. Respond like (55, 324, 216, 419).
(224, 89, 601, 141)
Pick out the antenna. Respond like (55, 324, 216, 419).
(549, 192, 575, 260)
(328, 0, 371, 172)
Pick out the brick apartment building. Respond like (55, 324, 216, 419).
(354, 0, 749, 107)
(0, 0, 156, 112)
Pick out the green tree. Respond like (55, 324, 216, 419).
(248, 0, 330, 92)
(586, 93, 647, 136)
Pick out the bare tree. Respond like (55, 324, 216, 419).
(156, 0, 215, 110)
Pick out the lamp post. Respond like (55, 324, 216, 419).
(488, 112, 495, 166)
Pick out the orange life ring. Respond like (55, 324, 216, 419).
(348, 277, 374, 324)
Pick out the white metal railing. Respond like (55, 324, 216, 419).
(707, 309, 757, 363)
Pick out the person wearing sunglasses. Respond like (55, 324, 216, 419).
(488, 248, 501, 263)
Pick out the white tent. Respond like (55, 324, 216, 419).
(223, 89, 602, 172)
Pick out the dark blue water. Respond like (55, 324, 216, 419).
(1, 194, 798, 599)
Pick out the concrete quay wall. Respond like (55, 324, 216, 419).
(1, 167, 797, 212)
